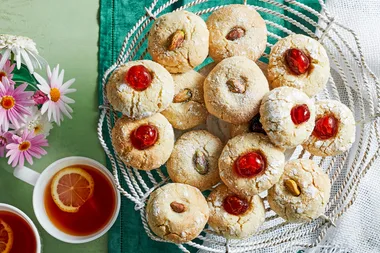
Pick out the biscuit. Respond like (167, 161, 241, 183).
(148, 10, 209, 73)
(161, 70, 208, 130)
(111, 113, 174, 171)
(268, 34, 330, 97)
(106, 60, 174, 119)
(167, 130, 223, 191)
(219, 133, 285, 196)
(268, 159, 331, 222)
(207, 4, 267, 62)
(207, 184, 265, 239)
(260, 87, 316, 149)
(146, 183, 209, 243)
(302, 99, 356, 156)
(204, 56, 269, 124)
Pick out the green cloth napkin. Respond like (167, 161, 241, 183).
(98, 1, 321, 252)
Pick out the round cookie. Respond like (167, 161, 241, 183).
(146, 183, 209, 243)
(207, 184, 265, 239)
(167, 130, 223, 191)
(268, 159, 331, 222)
(148, 10, 209, 73)
(206, 4, 267, 63)
(106, 60, 174, 119)
(302, 99, 356, 156)
(111, 113, 174, 171)
(219, 133, 285, 196)
(161, 70, 208, 130)
(260, 87, 316, 149)
(268, 34, 330, 97)
(204, 56, 269, 124)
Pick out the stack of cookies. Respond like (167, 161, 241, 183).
(106, 4, 356, 243)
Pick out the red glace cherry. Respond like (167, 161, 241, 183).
(130, 124, 158, 150)
(291, 104, 311, 125)
(234, 151, 266, 178)
(285, 48, 310, 75)
(223, 195, 249, 216)
(313, 115, 339, 140)
(125, 65, 153, 91)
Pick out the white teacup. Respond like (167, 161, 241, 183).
(13, 156, 121, 244)
(0, 203, 42, 253)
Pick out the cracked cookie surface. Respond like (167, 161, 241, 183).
(146, 183, 209, 243)
(207, 184, 265, 239)
(148, 10, 209, 73)
(206, 4, 267, 63)
(219, 133, 285, 196)
(111, 113, 174, 171)
(161, 70, 208, 130)
(204, 56, 269, 124)
(302, 99, 356, 156)
(106, 60, 174, 119)
(167, 130, 223, 191)
(268, 34, 330, 97)
(268, 159, 331, 222)
(260, 87, 316, 149)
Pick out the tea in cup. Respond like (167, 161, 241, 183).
(0, 203, 41, 253)
(13, 156, 121, 243)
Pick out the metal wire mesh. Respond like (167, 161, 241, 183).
(98, 0, 380, 252)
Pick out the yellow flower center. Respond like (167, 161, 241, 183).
(1, 96, 15, 110)
(50, 88, 61, 102)
(19, 141, 31, 151)
(34, 125, 41, 134)
(0, 71, 6, 79)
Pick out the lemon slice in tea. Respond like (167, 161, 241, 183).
(51, 167, 95, 213)
(0, 219, 14, 253)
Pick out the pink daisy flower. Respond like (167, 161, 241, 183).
(0, 131, 12, 157)
(6, 130, 48, 167)
(0, 77, 34, 131)
(0, 54, 15, 85)
(34, 65, 76, 125)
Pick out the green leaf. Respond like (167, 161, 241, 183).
(12, 63, 39, 91)
(12, 63, 38, 85)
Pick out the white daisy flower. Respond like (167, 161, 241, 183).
(34, 65, 76, 125)
(18, 106, 53, 137)
(0, 34, 46, 73)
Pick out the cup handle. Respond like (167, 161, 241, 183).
(13, 165, 40, 187)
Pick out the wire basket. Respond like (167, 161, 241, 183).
(98, 0, 380, 252)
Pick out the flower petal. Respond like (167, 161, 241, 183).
(34, 72, 49, 89)
(40, 102, 49, 115)
(57, 100, 72, 119)
(57, 69, 64, 88)
(20, 50, 34, 74)
(60, 78, 75, 91)
(60, 95, 75, 104)
(0, 49, 11, 70)
(15, 47, 22, 70)
(24, 151, 33, 165)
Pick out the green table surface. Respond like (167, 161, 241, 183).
(0, 0, 106, 252)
